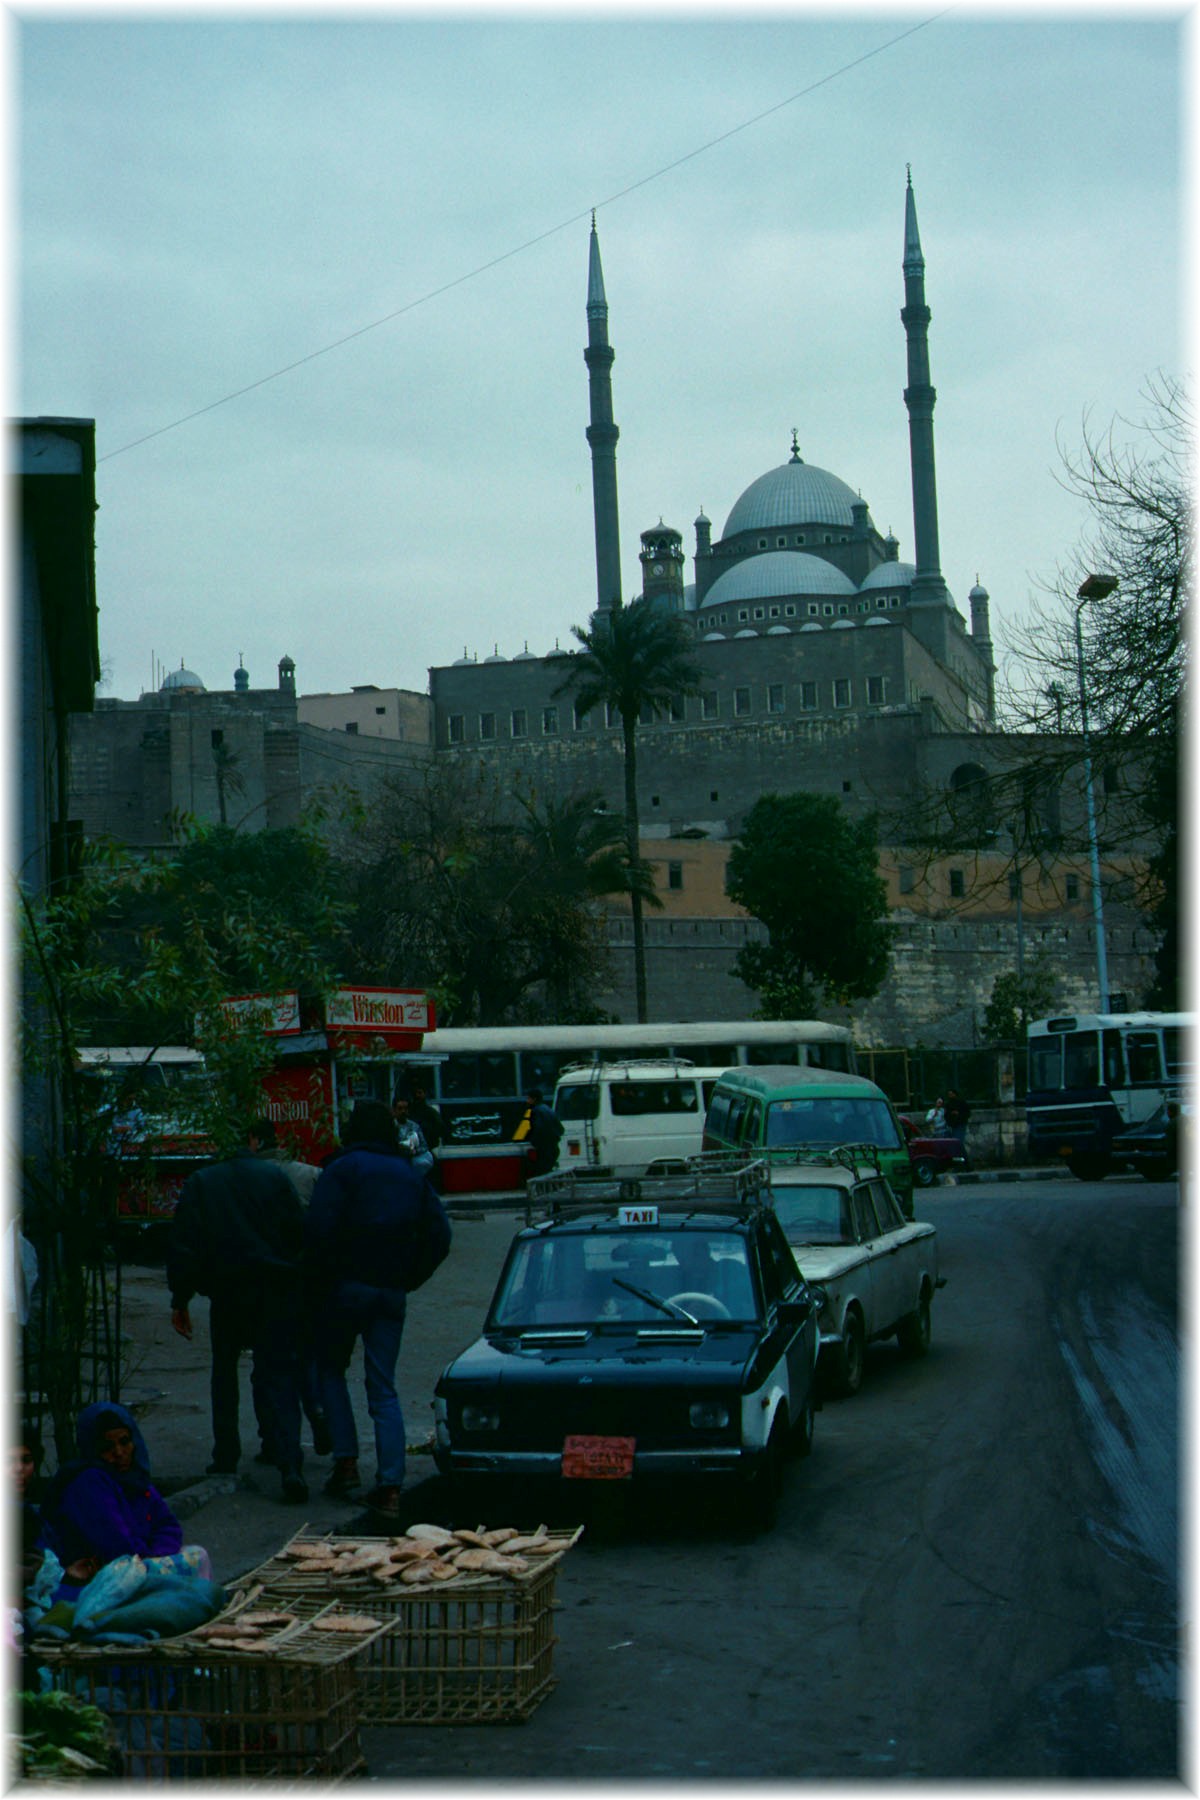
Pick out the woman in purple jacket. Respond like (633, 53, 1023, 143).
(40, 1402, 184, 1591)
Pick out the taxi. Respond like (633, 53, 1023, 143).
(432, 1159, 821, 1527)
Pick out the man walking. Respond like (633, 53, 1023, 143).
(166, 1123, 309, 1502)
(524, 1088, 563, 1178)
(306, 1099, 451, 1520)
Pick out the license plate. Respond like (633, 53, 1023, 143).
(562, 1434, 636, 1480)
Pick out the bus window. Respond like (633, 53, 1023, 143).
(683, 1044, 739, 1069)
(1125, 1032, 1163, 1084)
(1029, 1037, 1063, 1091)
(1063, 1031, 1100, 1089)
(1164, 1029, 1189, 1081)
(745, 1041, 801, 1065)
(518, 1051, 565, 1094)
(440, 1052, 519, 1100)
(1102, 1030, 1127, 1086)
(807, 1041, 853, 1073)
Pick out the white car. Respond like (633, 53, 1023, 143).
(766, 1147, 943, 1396)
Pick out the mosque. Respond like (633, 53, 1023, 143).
(68, 179, 1155, 1041)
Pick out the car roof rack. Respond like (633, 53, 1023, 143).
(555, 1056, 698, 1079)
(525, 1153, 770, 1224)
(763, 1142, 884, 1177)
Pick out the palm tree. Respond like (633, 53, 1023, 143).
(555, 598, 702, 1020)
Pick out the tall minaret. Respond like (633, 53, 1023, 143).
(585, 215, 622, 621)
(901, 170, 947, 606)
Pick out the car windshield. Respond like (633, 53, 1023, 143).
(490, 1228, 758, 1328)
(766, 1096, 901, 1150)
(768, 1184, 853, 1245)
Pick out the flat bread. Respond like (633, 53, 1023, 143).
(312, 1613, 383, 1633)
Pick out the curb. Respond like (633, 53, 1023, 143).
(949, 1166, 1066, 1186)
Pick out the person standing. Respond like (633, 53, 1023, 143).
(408, 1081, 446, 1191)
(524, 1088, 563, 1177)
(306, 1099, 451, 1520)
(247, 1116, 331, 1458)
(944, 1089, 971, 1149)
(166, 1126, 308, 1502)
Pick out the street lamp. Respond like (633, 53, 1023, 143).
(1074, 573, 1119, 1012)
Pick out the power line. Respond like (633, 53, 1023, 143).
(99, 11, 950, 465)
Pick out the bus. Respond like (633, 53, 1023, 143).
(75, 1046, 214, 1221)
(384, 1021, 853, 1189)
(1024, 1011, 1194, 1179)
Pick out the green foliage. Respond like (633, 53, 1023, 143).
(555, 598, 702, 1021)
(333, 763, 630, 1025)
(17, 1689, 122, 1779)
(981, 958, 1057, 1043)
(726, 792, 892, 1012)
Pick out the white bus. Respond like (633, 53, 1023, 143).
(1025, 1011, 1193, 1179)
(407, 1019, 857, 1139)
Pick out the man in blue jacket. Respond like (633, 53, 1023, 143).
(305, 1099, 452, 1518)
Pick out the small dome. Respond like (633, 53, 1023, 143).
(859, 561, 916, 592)
(831, 618, 855, 630)
(161, 664, 205, 692)
(702, 630, 726, 641)
(969, 580, 990, 600)
(766, 624, 792, 635)
(734, 628, 759, 639)
(722, 458, 865, 538)
(513, 642, 538, 661)
(800, 622, 823, 633)
(484, 646, 508, 664)
(864, 615, 892, 628)
(701, 551, 856, 610)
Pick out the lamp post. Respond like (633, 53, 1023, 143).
(1074, 573, 1118, 1012)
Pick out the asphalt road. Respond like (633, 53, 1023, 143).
(363, 1175, 1181, 1783)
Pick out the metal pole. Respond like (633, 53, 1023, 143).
(1075, 594, 1110, 1012)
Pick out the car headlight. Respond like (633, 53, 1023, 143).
(689, 1401, 731, 1430)
(460, 1404, 501, 1432)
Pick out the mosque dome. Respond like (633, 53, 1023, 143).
(859, 561, 917, 592)
(722, 451, 865, 538)
(161, 664, 205, 693)
(701, 551, 856, 610)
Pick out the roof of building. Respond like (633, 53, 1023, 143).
(161, 665, 206, 692)
(701, 550, 857, 608)
(859, 561, 917, 591)
(721, 454, 866, 538)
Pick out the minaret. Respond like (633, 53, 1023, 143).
(585, 215, 622, 621)
(901, 170, 947, 606)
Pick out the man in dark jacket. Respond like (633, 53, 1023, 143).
(305, 1099, 451, 1519)
(525, 1088, 563, 1177)
(167, 1130, 308, 1502)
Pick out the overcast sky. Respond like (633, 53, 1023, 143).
(15, 4, 1188, 706)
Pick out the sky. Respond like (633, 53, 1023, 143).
(13, 3, 1189, 707)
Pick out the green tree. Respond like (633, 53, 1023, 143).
(335, 763, 630, 1024)
(726, 793, 892, 1018)
(555, 597, 702, 1020)
(981, 957, 1057, 1044)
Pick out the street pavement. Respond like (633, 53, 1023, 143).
(107, 1168, 1066, 1588)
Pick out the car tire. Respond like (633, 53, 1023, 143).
(791, 1393, 815, 1460)
(913, 1157, 939, 1188)
(832, 1308, 865, 1398)
(1142, 1160, 1172, 1182)
(741, 1418, 786, 1532)
(896, 1287, 932, 1357)
(1068, 1154, 1112, 1181)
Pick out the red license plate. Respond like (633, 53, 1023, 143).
(562, 1434, 636, 1480)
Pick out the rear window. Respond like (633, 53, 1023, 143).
(609, 1081, 700, 1117)
(770, 1183, 851, 1245)
(765, 1095, 902, 1151)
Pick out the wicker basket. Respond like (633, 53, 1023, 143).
(238, 1527, 582, 1725)
(35, 1593, 390, 1781)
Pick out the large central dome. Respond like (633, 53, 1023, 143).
(722, 456, 864, 538)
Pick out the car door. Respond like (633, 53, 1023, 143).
(861, 1178, 912, 1330)
(755, 1215, 817, 1422)
(848, 1183, 892, 1336)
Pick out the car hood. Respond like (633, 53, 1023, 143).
(784, 1244, 867, 1281)
(438, 1327, 760, 1391)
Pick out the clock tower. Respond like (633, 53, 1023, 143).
(639, 521, 685, 610)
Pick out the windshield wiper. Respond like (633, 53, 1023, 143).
(611, 1278, 698, 1324)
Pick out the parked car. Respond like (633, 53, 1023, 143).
(553, 1060, 729, 1175)
(900, 1115, 970, 1187)
(703, 1066, 915, 1216)
(433, 1159, 822, 1528)
(1111, 1099, 1191, 1181)
(766, 1147, 944, 1397)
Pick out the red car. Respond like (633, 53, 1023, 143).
(900, 1116, 969, 1187)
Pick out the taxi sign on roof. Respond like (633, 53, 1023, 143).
(618, 1204, 658, 1227)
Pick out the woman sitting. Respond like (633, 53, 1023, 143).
(40, 1403, 188, 1592)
